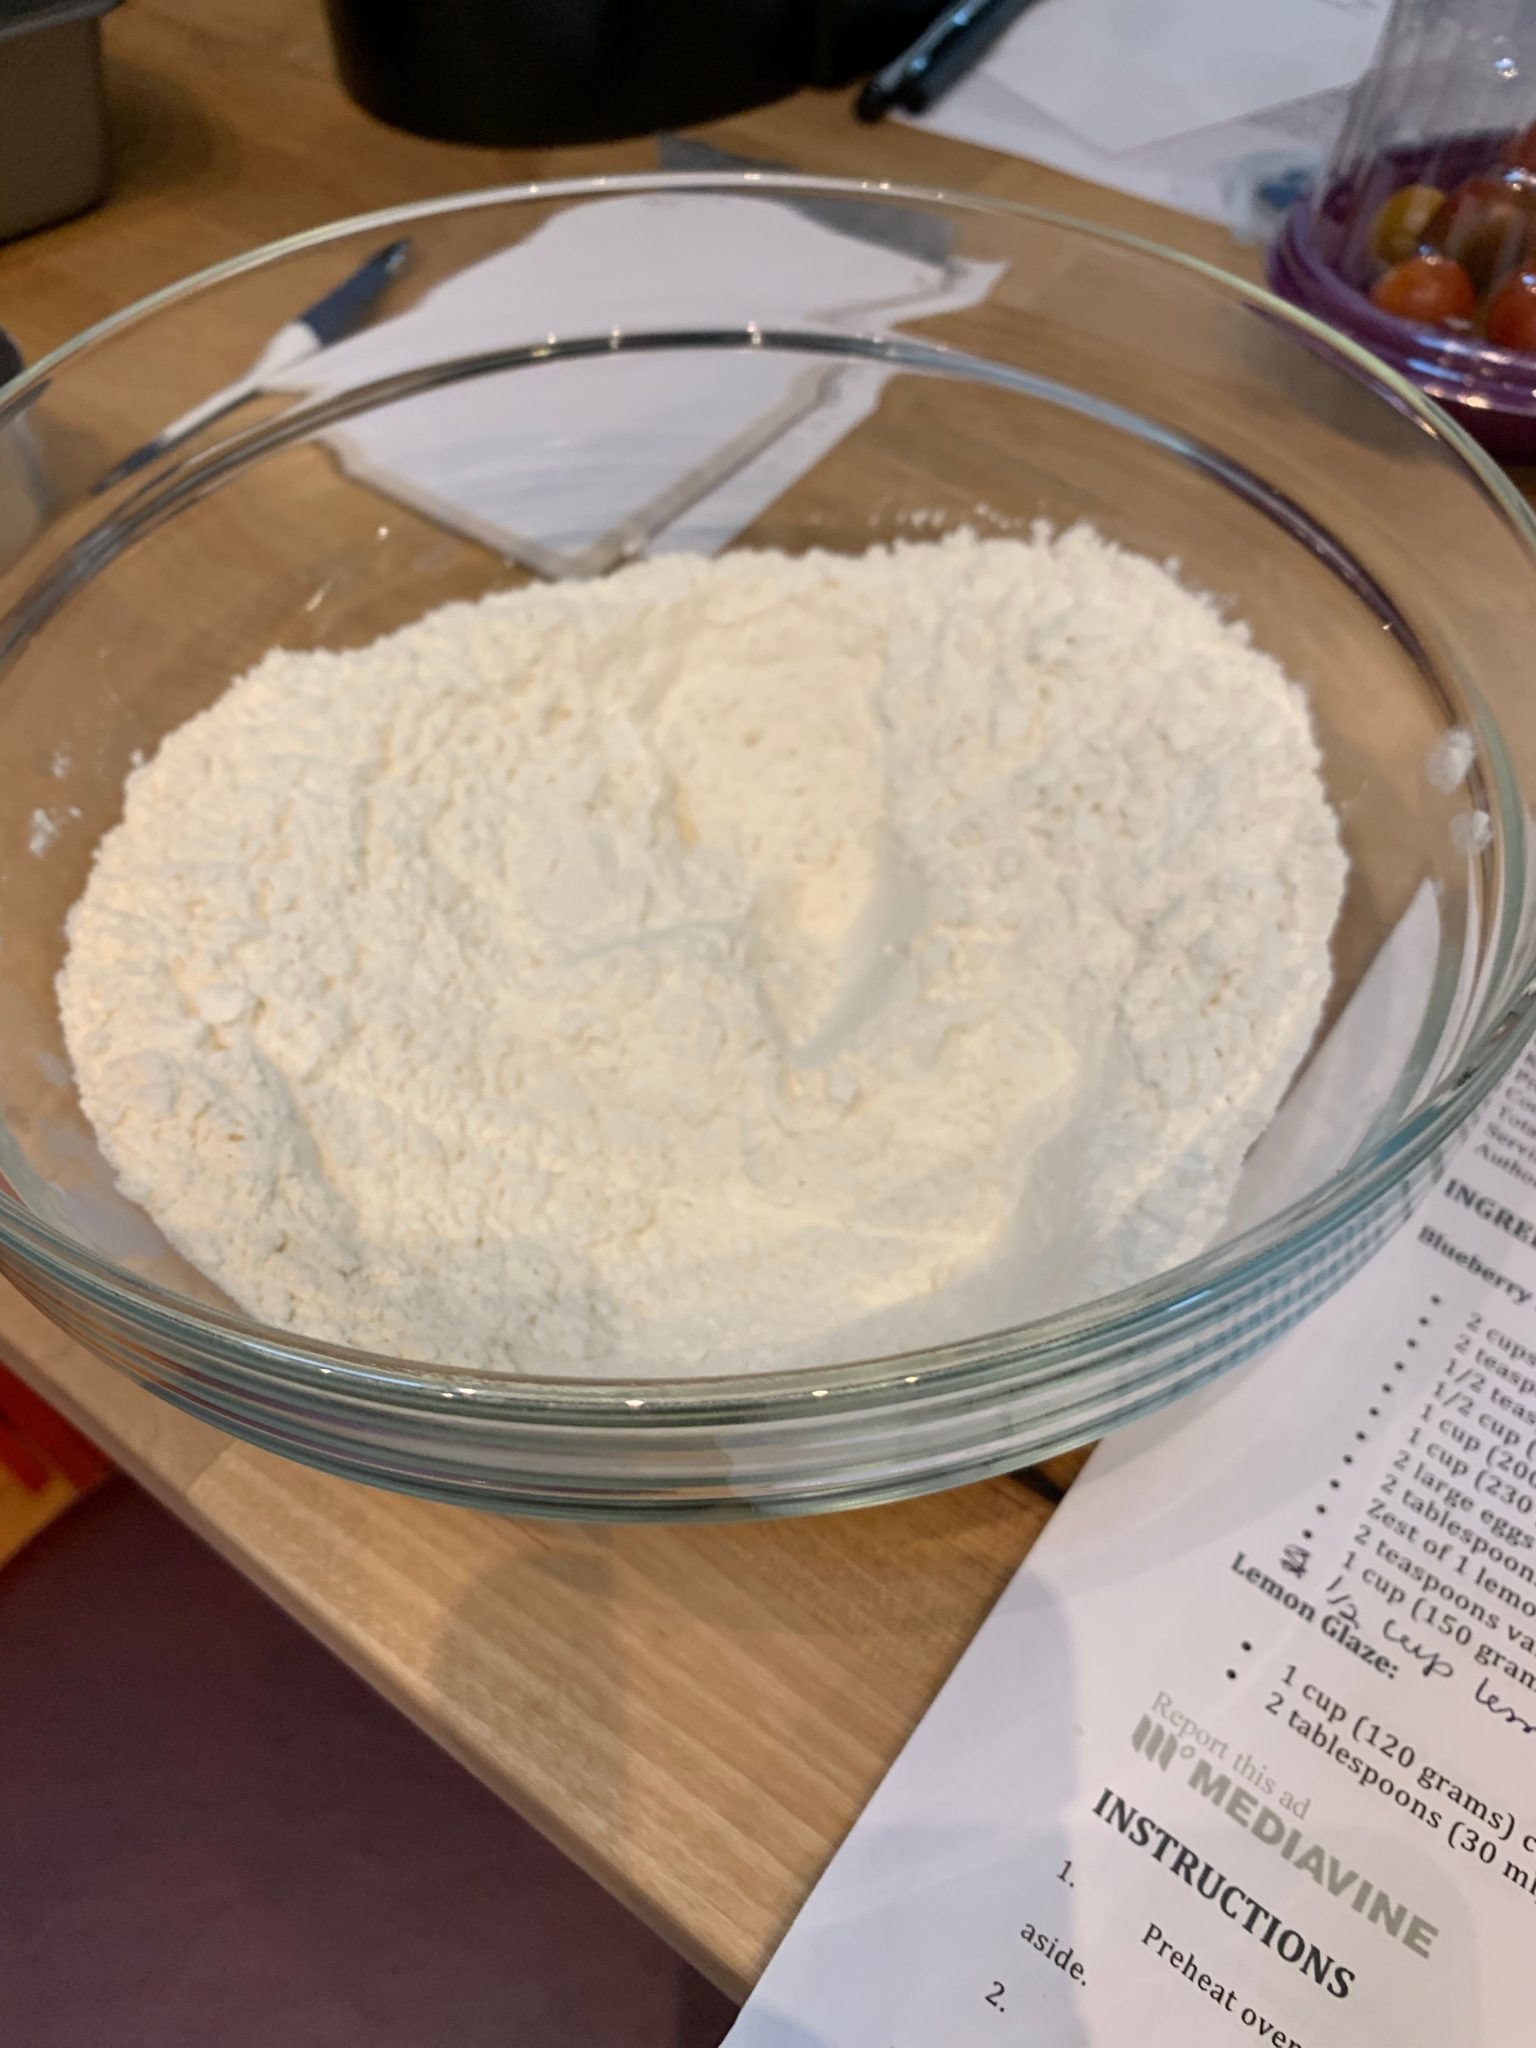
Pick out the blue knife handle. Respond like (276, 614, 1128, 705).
(297, 238, 411, 348)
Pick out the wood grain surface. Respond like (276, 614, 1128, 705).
(0, 0, 1427, 2003)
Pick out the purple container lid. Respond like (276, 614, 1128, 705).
(1268, 199, 1536, 464)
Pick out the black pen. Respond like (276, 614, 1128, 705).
(856, 0, 1044, 123)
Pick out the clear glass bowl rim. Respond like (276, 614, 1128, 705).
(3, 169, 1535, 1424)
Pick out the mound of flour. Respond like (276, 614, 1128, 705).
(58, 528, 1344, 1376)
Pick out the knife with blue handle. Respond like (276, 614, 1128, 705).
(95, 238, 411, 492)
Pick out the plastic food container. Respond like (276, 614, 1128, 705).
(0, 176, 1533, 1520)
(1270, 0, 1536, 460)
(0, 0, 120, 241)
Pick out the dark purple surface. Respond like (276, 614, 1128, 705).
(1267, 136, 1536, 464)
(0, 1480, 736, 2048)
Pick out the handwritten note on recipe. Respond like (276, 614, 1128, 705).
(726, 1040, 1536, 2046)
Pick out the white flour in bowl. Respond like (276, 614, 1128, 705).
(57, 527, 1345, 1376)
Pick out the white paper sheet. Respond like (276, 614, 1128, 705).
(281, 193, 1002, 574)
(725, 1028, 1536, 2044)
(910, 76, 1354, 228)
(985, 0, 1389, 154)
(905, 0, 1388, 229)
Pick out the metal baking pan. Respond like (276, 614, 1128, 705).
(0, 0, 122, 240)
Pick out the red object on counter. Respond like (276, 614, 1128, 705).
(1369, 251, 1479, 323)
(1486, 269, 1536, 351)
(1424, 171, 1536, 292)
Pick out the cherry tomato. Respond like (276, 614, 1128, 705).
(1370, 183, 1444, 266)
(1370, 252, 1479, 326)
(1486, 269, 1536, 351)
(1425, 173, 1536, 291)
(1503, 120, 1536, 173)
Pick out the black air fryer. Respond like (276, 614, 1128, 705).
(324, 0, 937, 147)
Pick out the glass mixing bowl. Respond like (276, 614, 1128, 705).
(0, 175, 1533, 1520)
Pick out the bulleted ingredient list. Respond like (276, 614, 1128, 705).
(726, 1043, 1536, 2047)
